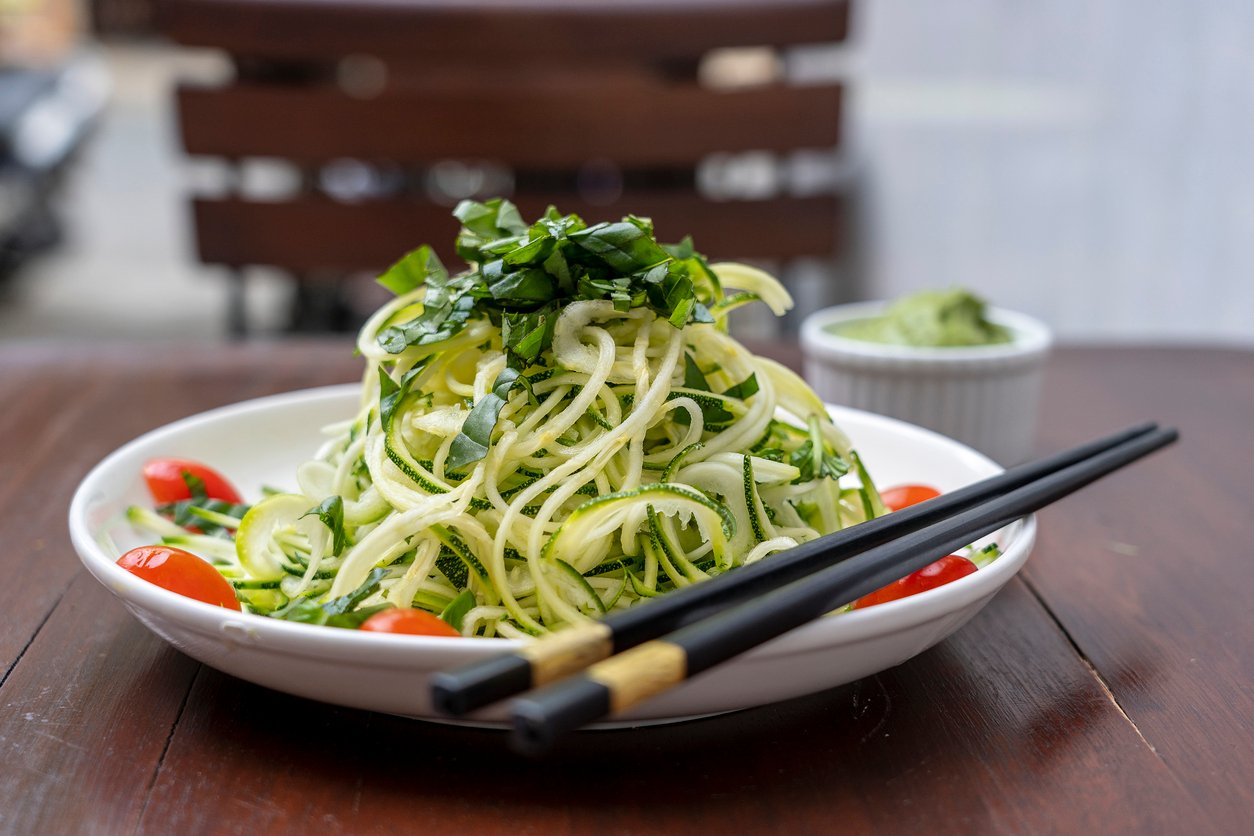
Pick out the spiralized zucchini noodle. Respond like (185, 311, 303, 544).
(129, 200, 888, 636)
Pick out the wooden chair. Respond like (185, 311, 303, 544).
(158, 0, 854, 335)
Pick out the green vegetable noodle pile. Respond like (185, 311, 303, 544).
(129, 199, 886, 636)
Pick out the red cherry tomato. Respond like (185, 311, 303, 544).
(143, 458, 243, 505)
(117, 546, 241, 610)
(854, 555, 978, 609)
(880, 484, 941, 512)
(360, 608, 461, 637)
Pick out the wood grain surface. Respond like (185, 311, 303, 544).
(191, 195, 844, 272)
(176, 82, 843, 168)
(0, 341, 1248, 835)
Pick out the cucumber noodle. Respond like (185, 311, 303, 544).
(130, 204, 886, 637)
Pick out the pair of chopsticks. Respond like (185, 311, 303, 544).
(432, 422, 1177, 753)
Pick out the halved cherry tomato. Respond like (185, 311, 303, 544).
(360, 608, 461, 637)
(854, 554, 977, 609)
(117, 546, 241, 610)
(880, 484, 941, 512)
(143, 458, 243, 505)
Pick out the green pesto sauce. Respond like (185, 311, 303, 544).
(830, 289, 1012, 347)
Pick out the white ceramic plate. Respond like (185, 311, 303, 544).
(68, 385, 1035, 724)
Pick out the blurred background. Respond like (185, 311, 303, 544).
(1, 0, 1250, 344)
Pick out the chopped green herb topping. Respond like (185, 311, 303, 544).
(376, 199, 720, 370)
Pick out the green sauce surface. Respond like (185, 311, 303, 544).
(830, 289, 1012, 347)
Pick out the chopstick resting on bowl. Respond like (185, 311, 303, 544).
(432, 421, 1162, 719)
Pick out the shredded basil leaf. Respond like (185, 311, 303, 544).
(180, 471, 208, 499)
(683, 353, 712, 391)
(301, 495, 347, 556)
(722, 373, 759, 401)
(375, 200, 720, 367)
(446, 368, 522, 473)
(273, 567, 390, 628)
(157, 496, 249, 537)
(439, 589, 477, 632)
(379, 359, 432, 432)
(375, 245, 447, 296)
(790, 417, 849, 483)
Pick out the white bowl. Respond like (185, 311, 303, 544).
(68, 384, 1035, 725)
(800, 302, 1053, 464)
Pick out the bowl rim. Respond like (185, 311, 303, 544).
(800, 300, 1053, 364)
(67, 384, 1036, 667)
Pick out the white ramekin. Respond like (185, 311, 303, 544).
(800, 302, 1053, 464)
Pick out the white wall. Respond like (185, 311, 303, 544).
(851, 0, 1254, 344)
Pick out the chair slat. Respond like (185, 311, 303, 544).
(160, 0, 856, 333)
(192, 194, 842, 270)
(160, 0, 850, 61)
(176, 82, 842, 167)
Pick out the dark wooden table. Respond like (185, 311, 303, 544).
(1, 341, 1250, 834)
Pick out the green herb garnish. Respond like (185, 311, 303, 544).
(376, 199, 719, 370)
(446, 367, 521, 473)
(274, 569, 391, 626)
(157, 495, 249, 537)
(272, 567, 391, 628)
(301, 495, 347, 556)
(376, 199, 723, 470)
(790, 416, 849, 483)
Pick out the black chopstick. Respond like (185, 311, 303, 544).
(509, 425, 1178, 753)
(431, 422, 1159, 717)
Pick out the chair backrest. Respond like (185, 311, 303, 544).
(160, 0, 852, 325)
